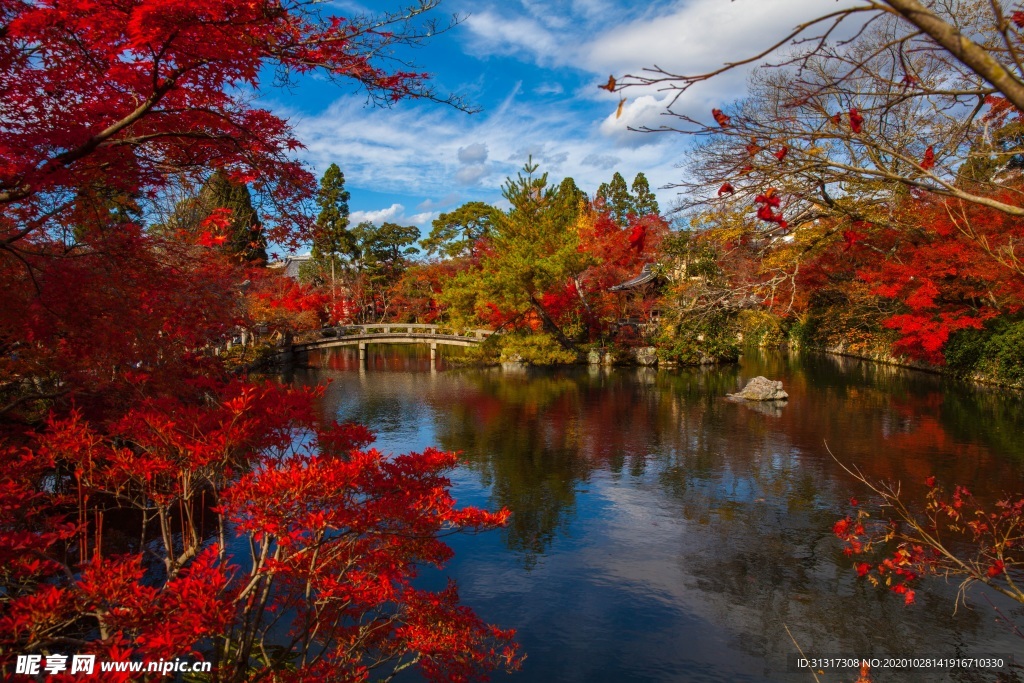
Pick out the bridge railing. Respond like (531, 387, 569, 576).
(315, 324, 495, 341)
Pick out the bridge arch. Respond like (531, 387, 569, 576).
(285, 324, 495, 368)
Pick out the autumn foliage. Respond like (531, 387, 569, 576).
(0, 382, 519, 680)
(751, 189, 1024, 366)
(1, 0, 520, 679)
(834, 474, 1024, 612)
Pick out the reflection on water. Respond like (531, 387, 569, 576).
(289, 345, 1024, 682)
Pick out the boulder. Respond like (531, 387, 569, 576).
(729, 376, 788, 401)
(633, 346, 658, 366)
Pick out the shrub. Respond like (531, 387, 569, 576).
(983, 319, 1024, 384)
(656, 311, 740, 365)
(737, 310, 785, 347)
(499, 333, 579, 366)
(943, 326, 990, 376)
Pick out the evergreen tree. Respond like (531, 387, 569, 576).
(422, 201, 499, 258)
(349, 221, 420, 322)
(631, 172, 660, 217)
(441, 158, 592, 348)
(311, 163, 354, 293)
(357, 222, 421, 278)
(70, 178, 142, 244)
(164, 171, 266, 264)
(201, 170, 267, 265)
(596, 172, 632, 225)
(552, 177, 588, 225)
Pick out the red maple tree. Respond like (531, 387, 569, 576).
(1, 1, 520, 680)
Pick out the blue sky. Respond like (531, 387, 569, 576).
(262, 0, 833, 232)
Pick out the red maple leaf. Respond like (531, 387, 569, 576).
(849, 108, 864, 133)
(920, 145, 935, 170)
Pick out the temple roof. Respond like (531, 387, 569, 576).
(609, 263, 658, 291)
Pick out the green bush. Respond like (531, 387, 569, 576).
(737, 310, 785, 347)
(983, 319, 1024, 384)
(943, 327, 990, 376)
(656, 311, 739, 365)
(788, 315, 820, 348)
(499, 333, 579, 366)
(943, 318, 1024, 385)
(447, 335, 502, 366)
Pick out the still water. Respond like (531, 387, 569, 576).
(289, 346, 1024, 682)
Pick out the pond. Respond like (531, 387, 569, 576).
(288, 345, 1024, 682)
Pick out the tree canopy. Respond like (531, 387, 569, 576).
(0, 2, 521, 680)
(596, 171, 661, 225)
(422, 201, 500, 259)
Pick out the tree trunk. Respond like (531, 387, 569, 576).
(530, 295, 574, 349)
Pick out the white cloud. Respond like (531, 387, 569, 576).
(581, 153, 621, 170)
(408, 211, 437, 226)
(457, 142, 489, 165)
(455, 164, 491, 185)
(285, 0, 864, 220)
(546, 150, 569, 171)
(462, 11, 562, 65)
(349, 203, 405, 225)
(533, 82, 564, 96)
(465, 0, 858, 74)
(347, 203, 437, 227)
(291, 91, 689, 216)
(467, 0, 860, 112)
(416, 193, 462, 212)
(598, 94, 678, 147)
(582, 0, 811, 76)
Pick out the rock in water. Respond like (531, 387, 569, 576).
(729, 376, 788, 401)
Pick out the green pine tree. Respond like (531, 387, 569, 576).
(161, 170, 266, 264)
(552, 177, 588, 225)
(197, 170, 267, 264)
(596, 171, 632, 225)
(422, 201, 500, 259)
(631, 172, 660, 216)
(71, 178, 142, 244)
(311, 163, 354, 294)
(441, 157, 593, 348)
(348, 221, 420, 322)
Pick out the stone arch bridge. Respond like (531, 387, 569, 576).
(283, 324, 495, 369)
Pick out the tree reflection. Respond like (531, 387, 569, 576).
(427, 371, 588, 566)
(298, 348, 1024, 680)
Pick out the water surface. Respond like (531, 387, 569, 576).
(291, 346, 1024, 682)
